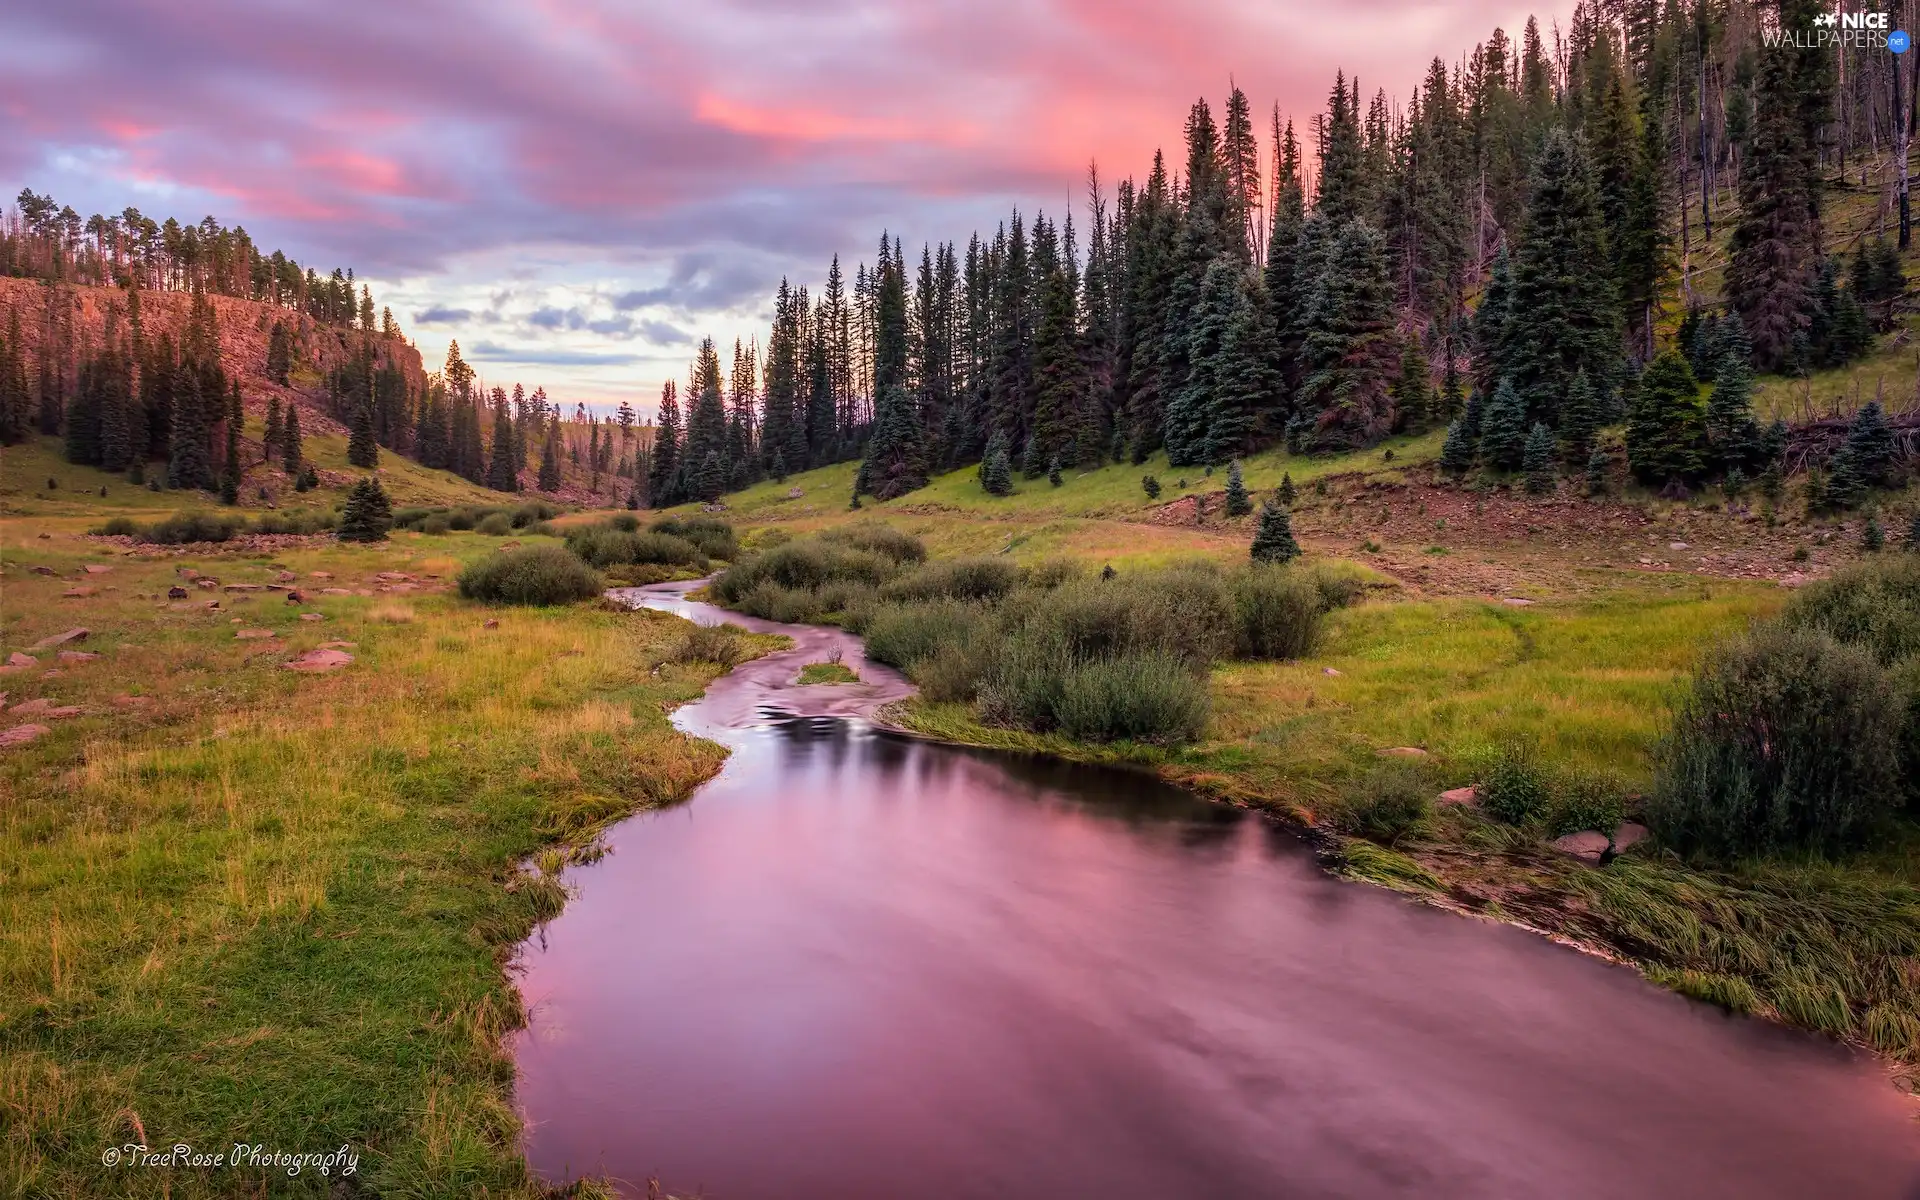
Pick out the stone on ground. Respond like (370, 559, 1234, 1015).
(1551, 830, 1611, 863)
(1438, 786, 1479, 806)
(285, 647, 353, 673)
(0, 724, 50, 749)
(29, 628, 88, 650)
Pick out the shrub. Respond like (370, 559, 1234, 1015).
(1547, 771, 1628, 838)
(92, 516, 138, 536)
(567, 526, 705, 570)
(1481, 741, 1552, 825)
(863, 599, 991, 670)
(476, 512, 514, 536)
(1649, 626, 1900, 857)
(881, 557, 1020, 603)
(448, 509, 478, 531)
(131, 511, 247, 545)
(713, 539, 898, 600)
(735, 581, 820, 623)
(1780, 554, 1920, 664)
(392, 506, 436, 529)
(1231, 566, 1326, 660)
(251, 510, 336, 535)
(823, 523, 925, 564)
(458, 545, 604, 605)
(1003, 569, 1234, 669)
(1891, 656, 1920, 812)
(911, 639, 994, 702)
(650, 515, 738, 560)
(1330, 762, 1433, 846)
(512, 501, 561, 528)
(1052, 652, 1209, 743)
(421, 515, 452, 535)
(670, 623, 749, 666)
(1022, 558, 1082, 590)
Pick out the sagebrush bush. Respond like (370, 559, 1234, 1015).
(129, 511, 247, 545)
(1891, 657, 1920, 811)
(92, 516, 138, 536)
(421, 515, 452, 535)
(1232, 566, 1326, 659)
(476, 512, 514, 536)
(881, 557, 1020, 603)
(1481, 741, 1552, 825)
(670, 622, 749, 666)
(567, 526, 705, 570)
(651, 515, 738, 560)
(734, 581, 820, 623)
(512, 501, 561, 528)
(251, 510, 336, 535)
(1330, 762, 1433, 846)
(1649, 626, 1900, 857)
(823, 523, 926, 564)
(863, 599, 991, 669)
(1547, 770, 1628, 838)
(713, 539, 899, 600)
(1052, 652, 1209, 743)
(458, 545, 604, 605)
(448, 509, 479, 531)
(1022, 558, 1083, 589)
(1780, 555, 1920, 664)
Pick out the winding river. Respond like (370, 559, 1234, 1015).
(513, 579, 1919, 1199)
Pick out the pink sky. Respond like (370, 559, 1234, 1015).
(2, 0, 1568, 412)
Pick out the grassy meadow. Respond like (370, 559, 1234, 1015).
(0, 478, 785, 1196)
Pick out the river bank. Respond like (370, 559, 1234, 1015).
(513, 581, 1920, 1198)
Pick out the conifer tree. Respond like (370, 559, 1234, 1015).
(1585, 444, 1611, 496)
(1297, 220, 1398, 449)
(485, 399, 518, 491)
(1705, 329, 1761, 474)
(1501, 129, 1619, 427)
(97, 351, 133, 471)
(649, 382, 682, 506)
(347, 394, 378, 468)
(220, 382, 242, 503)
(1277, 472, 1297, 507)
(980, 434, 1014, 496)
(1625, 351, 1707, 487)
(1863, 512, 1885, 552)
(772, 450, 787, 482)
(266, 321, 291, 386)
(264, 395, 283, 465)
(1142, 474, 1162, 500)
(1440, 419, 1477, 476)
(1471, 245, 1513, 400)
(1557, 370, 1602, 465)
(338, 477, 393, 542)
(1479, 379, 1529, 471)
(694, 450, 724, 503)
(1048, 458, 1064, 488)
(537, 430, 562, 492)
(168, 361, 212, 490)
(281, 403, 302, 474)
(1828, 401, 1895, 507)
(1250, 501, 1302, 564)
(1391, 337, 1431, 432)
(1224, 459, 1252, 516)
(1522, 422, 1556, 494)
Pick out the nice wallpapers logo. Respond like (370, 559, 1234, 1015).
(1764, 9, 1910, 52)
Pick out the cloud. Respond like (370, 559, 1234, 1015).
(468, 341, 645, 368)
(413, 304, 471, 325)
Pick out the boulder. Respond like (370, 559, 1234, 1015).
(285, 591, 305, 604)
(196, 578, 219, 590)
(30, 566, 55, 576)
(29, 629, 88, 650)
(167, 586, 189, 600)
(1501, 597, 1534, 606)
(483, 618, 500, 629)
(6, 653, 37, 668)
(112, 694, 153, 708)
(84, 564, 113, 574)
(56, 651, 99, 663)
(236, 629, 277, 640)
(62, 587, 97, 598)
(1437, 786, 1479, 806)
(1612, 822, 1649, 853)
(309, 571, 333, 580)
(9, 699, 83, 719)
(275, 571, 297, 584)
(298, 613, 325, 621)
(0, 724, 50, 749)
(1322, 667, 1342, 677)
(177, 567, 202, 580)
(1378, 747, 1428, 758)
(320, 588, 352, 596)
(223, 584, 264, 593)
(285, 647, 353, 673)
(1552, 830, 1611, 864)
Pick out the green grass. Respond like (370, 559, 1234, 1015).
(0, 516, 771, 1197)
(797, 661, 859, 684)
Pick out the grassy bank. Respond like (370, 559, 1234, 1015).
(0, 512, 779, 1197)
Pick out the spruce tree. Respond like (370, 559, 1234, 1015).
(1832, 400, 1896, 495)
(1705, 326, 1761, 474)
(347, 396, 378, 468)
(1391, 336, 1431, 432)
(1440, 419, 1477, 476)
(1585, 444, 1611, 496)
(266, 321, 291, 385)
(264, 395, 283, 465)
(167, 362, 212, 490)
(1142, 474, 1162, 500)
(281, 404, 302, 474)
(485, 400, 518, 492)
(1047, 458, 1064, 488)
(695, 450, 725, 503)
(220, 383, 242, 504)
(1479, 379, 1529, 471)
(648, 382, 682, 506)
(538, 431, 562, 492)
(1501, 129, 1619, 427)
(337, 477, 393, 542)
(1625, 350, 1707, 487)
(1277, 472, 1298, 507)
(1471, 244, 1513, 400)
(981, 441, 1014, 496)
(1224, 459, 1252, 516)
(1557, 370, 1602, 464)
(1522, 422, 1556, 494)
(1297, 219, 1398, 449)
(1863, 512, 1885, 553)
(1250, 502, 1302, 564)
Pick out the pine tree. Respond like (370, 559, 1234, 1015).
(648, 382, 682, 506)
(1705, 325, 1761, 474)
(1224, 459, 1252, 516)
(1585, 444, 1611, 496)
(1479, 379, 1529, 471)
(1501, 129, 1619, 427)
(264, 395, 283, 465)
(1250, 502, 1302, 564)
(1725, 0, 1827, 371)
(1625, 351, 1707, 487)
(485, 399, 518, 492)
(337, 477, 393, 542)
(538, 430, 562, 492)
(220, 382, 242, 504)
(1142, 474, 1162, 500)
(772, 450, 787, 482)
(1863, 512, 1886, 553)
(1828, 401, 1895, 508)
(347, 394, 378, 468)
(266, 321, 291, 385)
(1297, 220, 1398, 449)
(695, 450, 725, 503)
(1522, 422, 1556, 494)
(980, 439, 1014, 496)
(1471, 244, 1513, 400)
(1558, 370, 1602, 464)
(1277, 472, 1298, 507)
(167, 362, 212, 490)
(281, 403, 302, 474)
(1440, 419, 1477, 476)
(1391, 337, 1431, 432)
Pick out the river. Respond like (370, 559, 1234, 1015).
(512, 580, 1919, 1199)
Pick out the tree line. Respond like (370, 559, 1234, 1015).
(646, 0, 1910, 509)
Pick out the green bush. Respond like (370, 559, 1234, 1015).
(651, 515, 738, 560)
(567, 527, 705, 570)
(448, 509, 478, 531)
(713, 539, 899, 601)
(512, 501, 561, 528)
(92, 516, 138, 536)
(1780, 555, 1920, 664)
(823, 523, 926, 564)
(1231, 566, 1326, 659)
(863, 599, 991, 670)
(392, 506, 436, 529)
(1052, 652, 1209, 743)
(1649, 626, 1901, 857)
(1891, 657, 1920, 811)
(881, 557, 1020, 603)
(458, 545, 604, 606)
(734, 581, 820, 623)
(1021, 558, 1083, 589)
(1547, 770, 1628, 838)
(251, 510, 336, 535)
(1481, 741, 1552, 825)
(130, 511, 247, 545)
(421, 515, 452, 535)
(473, 512, 511, 536)
(1330, 762, 1433, 846)
(669, 623, 749, 666)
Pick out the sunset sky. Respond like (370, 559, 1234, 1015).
(4, 0, 1565, 415)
